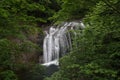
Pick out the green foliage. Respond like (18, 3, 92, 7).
(0, 0, 120, 80)
(44, 71, 69, 80)
(0, 39, 18, 69)
(47, 0, 120, 80)
(28, 64, 45, 80)
(0, 70, 18, 80)
(17, 64, 45, 80)
(50, 0, 99, 23)
(0, 0, 55, 80)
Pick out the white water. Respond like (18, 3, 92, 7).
(42, 21, 85, 66)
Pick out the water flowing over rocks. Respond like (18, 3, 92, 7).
(42, 21, 85, 66)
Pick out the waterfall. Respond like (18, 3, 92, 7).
(42, 21, 85, 66)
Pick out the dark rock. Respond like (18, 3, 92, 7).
(45, 64, 59, 77)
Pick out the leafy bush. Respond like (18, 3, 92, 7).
(29, 64, 45, 80)
(17, 64, 45, 80)
(0, 70, 18, 80)
(46, 0, 120, 80)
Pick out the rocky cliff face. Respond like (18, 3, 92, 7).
(10, 26, 44, 65)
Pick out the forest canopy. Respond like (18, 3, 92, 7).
(0, 0, 120, 80)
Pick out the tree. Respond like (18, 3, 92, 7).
(46, 0, 120, 80)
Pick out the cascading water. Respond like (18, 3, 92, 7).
(42, 21, 85, 66)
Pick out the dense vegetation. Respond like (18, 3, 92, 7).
(0, 0, 59, 80)
(45, 0, 120, 80)
(0, 0, 120, 80)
